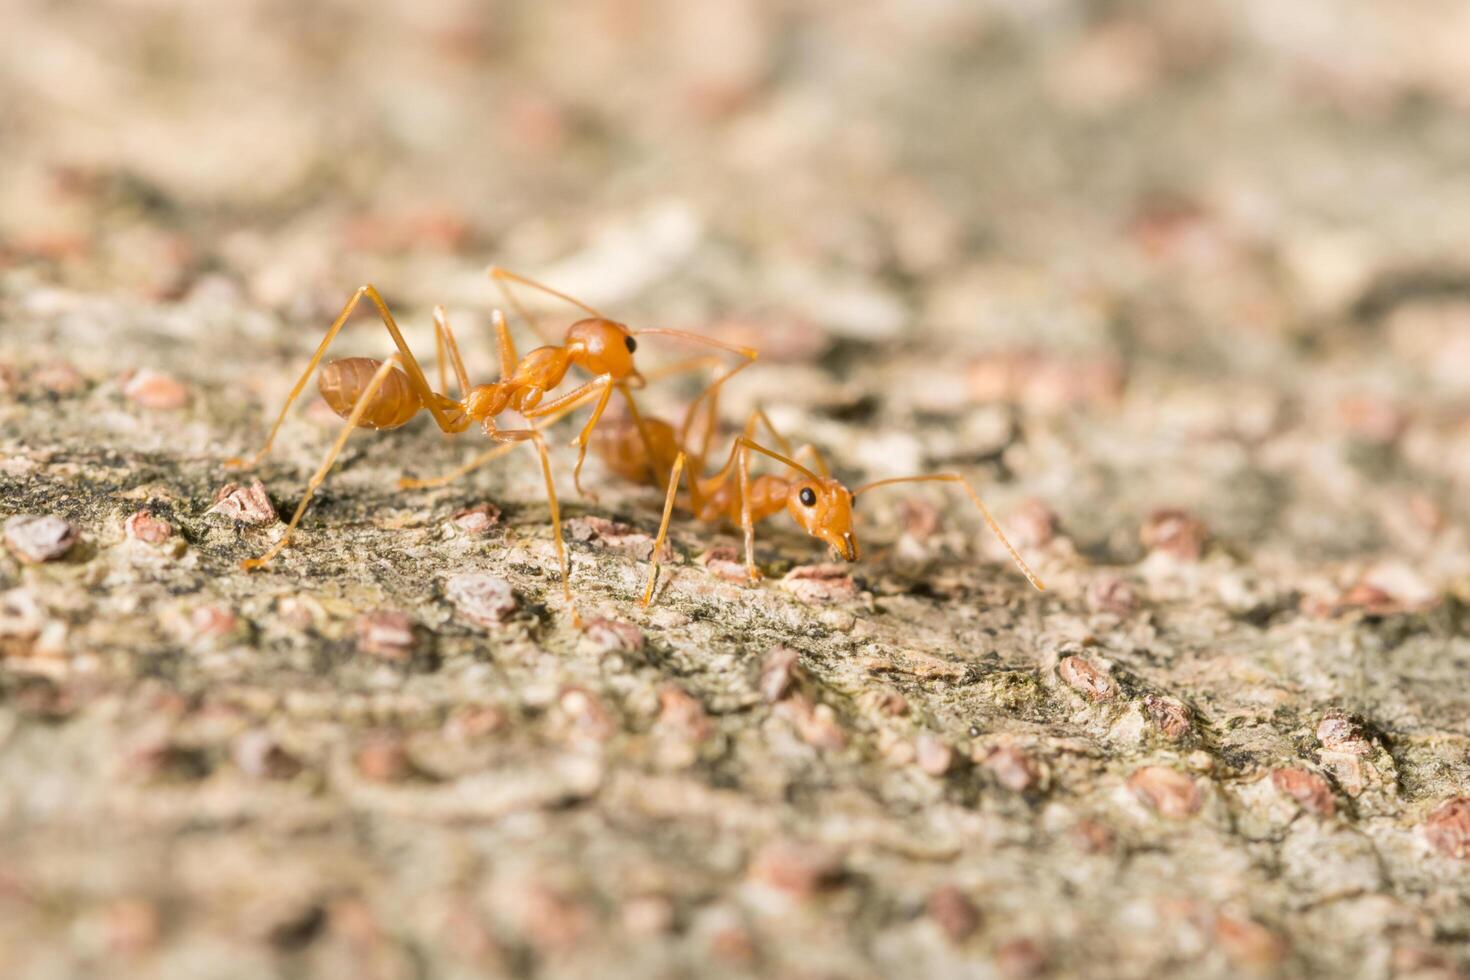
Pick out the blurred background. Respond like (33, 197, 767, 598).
(4, 0, 1468, 326)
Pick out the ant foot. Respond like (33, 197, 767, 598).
(571, 478, 599, 503)
(745, 567, 764, 584)
(223, 456, 252, 470)
(240, 558, 266, 572)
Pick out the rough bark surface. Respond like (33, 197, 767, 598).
(3, 2, 1470, 978)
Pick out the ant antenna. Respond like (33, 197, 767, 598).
(854, 474, 1046, 592)
(633, 328, 758, 360)
(740, 439, 822, 484)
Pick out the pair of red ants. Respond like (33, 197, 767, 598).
(228, 269, 1045, 620)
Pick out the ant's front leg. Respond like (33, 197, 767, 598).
(523, 374, 616, 498)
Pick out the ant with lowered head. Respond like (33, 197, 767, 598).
(587, 375, 1047, 605)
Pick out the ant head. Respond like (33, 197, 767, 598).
(566, 318, 641, 382)
(786, 477, 860, 562)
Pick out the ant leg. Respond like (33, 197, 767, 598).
(226, 286, 368, 468)
(707, 433, 818, 487)
(432, 305, 471, 398)
(523, 374, 617, 495)
(524, 373, 614, 420)
(852, 473, 1047, 592)
(703, 407, 816, 487)
(683, 357, 758, 465)
(396, 388, 590, 491)
(745, 406, 832, 478)
(492, 309, 519, 380)
(242, 355, 404, 570)
(736, 439, 761, 582)
(489, 427, 579, 625)
(396, 442, 519, 490)
(569, 382, 616, 496)
(693, 433, 821, 585)
(641, 451, 687, 606)
(488, 266, 604, 346)
(356, 285, 462, 431)
(613, 383, 668, 491)
(790, 444, 831, 478)
(747, 406, 792, 455)
(489, 268, 551, 346)
(230, 285, 463, 469)
(595, 351, 727, 498)
(431, 305, 471, 443)
(433, 311, 449, 398)
(629, 328, 757, 458)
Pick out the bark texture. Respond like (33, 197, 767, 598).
(3, 1, 1470, 977)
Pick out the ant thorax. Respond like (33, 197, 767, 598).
(510, 345, 572, 389)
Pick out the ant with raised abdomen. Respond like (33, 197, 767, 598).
(588, 380, 1047, 606)
(224, 269, 757, 620)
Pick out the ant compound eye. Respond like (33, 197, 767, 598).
(799, 487, 817, 507)
(624, 336, 637, 354)
(850, 491, 856, 507)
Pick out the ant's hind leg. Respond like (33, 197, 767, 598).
(357, 285, 463, 433)
(226, 286, 370, 468)
(229, 285, 461, 469)
(241, 355, 404, 570)
(396, 442, 519, 491)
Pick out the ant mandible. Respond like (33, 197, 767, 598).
(588, 380, 1047, 605)
(224, 270, 756, 619)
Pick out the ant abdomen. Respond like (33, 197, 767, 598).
(318, 357, 421, 430)
(591, 417, 680, 483)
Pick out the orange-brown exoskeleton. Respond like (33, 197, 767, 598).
(590, 392, 1047, 606)
(411, 267, 758, 497)
(225, 271, 756, 620)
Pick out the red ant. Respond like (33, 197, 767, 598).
(588, 381, 1047, 605)
(225, 269, 756, 620)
